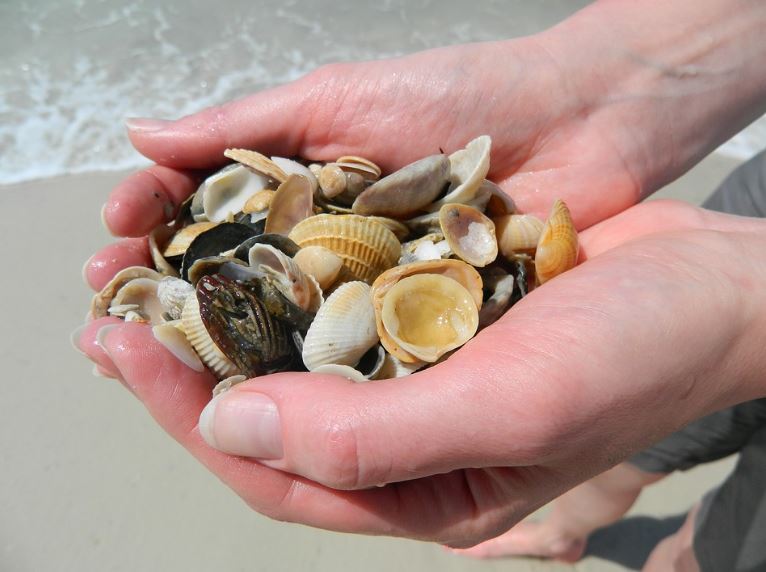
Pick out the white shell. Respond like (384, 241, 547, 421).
(293, 245, 344, 291)
(271, 156, 319, 194)
(201, 164, 270, 223)
(157, 277, 195, 320)
(313, 364, 368, 383)
(302, 282, 378, 371)
(181, 291, 240, 379)
(248, 244, 316, 311)
(212, 375, 248, 397)
(110, 278, 166, 324)
(429, 135, 491, 209)
(152, 321, 205, 372)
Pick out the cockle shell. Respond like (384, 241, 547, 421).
(288, 214, 401, 284)
(366, 216, 410, 241)
(152, 320, 205, 372)
(381, 274, 479, 363)
(242, 190, 275, 215)
(352, 154, 449, 219)
(200, 164, 272, 223)
(264, 174, 314, 236)
(109, 277, 166, 324)
(429, 135, 491, 209)
(248, 243, 319, 312)
(224, 148, 288, 183)
(181, 290, 241, 379)
(91, 266, 164, 318)
(438, 203, 498, 267)
(335, 155, 382, 180)
(495, 214, 544, 259)
(535, 199, 579, 285)
(293, 245, 344, 291)
(301, 281, 378, 371)
(371, 259, 483, 363)
(157, 276, 195, 320)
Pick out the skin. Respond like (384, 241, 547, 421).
(78, 0, 766, 558)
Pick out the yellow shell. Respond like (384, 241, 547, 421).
(318, 164, 347, 199)
(264, 174, 314, 236)
(495, 214, 544, 258)
(288, 214, 401, 284)
(242, 189, 275, 214)
(293, 245, 344, 291)
(381, 274, 479, 363)
(162, 222, 217, 257)
(370, 259, 483, 363)
(535, 199, 579, 284)
(224, 148, 288, 183)
(335, 155, 382, 180)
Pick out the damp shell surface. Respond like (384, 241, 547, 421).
(535, 199, 579, 284)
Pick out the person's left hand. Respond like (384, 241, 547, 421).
(77, 199, 766, 547)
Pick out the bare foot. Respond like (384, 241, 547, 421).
(448, 522, 587, 562)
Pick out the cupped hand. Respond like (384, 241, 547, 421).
(78, 199, 766, 546)
(97, 36, 657, 249)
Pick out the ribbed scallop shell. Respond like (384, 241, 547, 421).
(535, 199, 579, 284)
(495, 214, 544, 258)
(181, 291, 241, 379)
(301, 281, 378, 371)
(288, 214, 401, 284)
(429, 135, 491, 209)
(224, 148, 288, 183)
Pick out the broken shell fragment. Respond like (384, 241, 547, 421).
(381, 274, 479, 363)
(438, 203, 498, 267)
(293, 245, 344, 291)
(157, 276, 195, 320)
(535, 199, 579, 285)
(149, 223, 181, 278)
(200, 164, 272, 223)
(352, 155, 449, 218)
(264, 174, 314, 236)
(495, 214, 545, 258)
(91, 266, 164, 319)
(162, 222, 218, 258)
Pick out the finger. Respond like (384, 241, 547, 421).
(83, 237, 152, 291)
(100, 324, 530, 542)
(75, 317, 124, 379)
(103, 166, 201, 237)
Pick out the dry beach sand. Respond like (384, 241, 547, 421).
(0, 1, 758, 570)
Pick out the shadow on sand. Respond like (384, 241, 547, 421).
(585, 513, 687, 570)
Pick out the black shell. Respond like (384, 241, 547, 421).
(233, 233, 300, 262)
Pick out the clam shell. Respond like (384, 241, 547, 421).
(318, 164, 347, 199)
(224, 148, 288, 183)
(495, 214, 544, 258)
(180, 222, 257, 281)
(293, 245, 344, 291)
(482, 180, 516, 217)
(233, 233, 300, 261)
(149, 223, 180, 277)
(535, 199, 579, 284)
(181, 290, 241, 379)
(381, 274, 479, 363)
(301, 281, 378, 371)
(352, 154, 449, 218)
(371, 259, 483, 363)
(429, 135, 491, 209)
(248, 243, 316, 312)
(157, 276, 195, 320)
(152, 321, 205, 372)
(335, 155, 382, 180)
(404, 210, 442, 235)
(201, 164, 272, 223)
(270, 157, 319, 194)
(91, 266, 163, 318)
(242, 190, 275, 214)
(110, 277, 166, 324)
(438, 203, 498, 267)
(265, 174, 314, 236)
(288, 214, 401, 284)
(162, 222, 218, 257)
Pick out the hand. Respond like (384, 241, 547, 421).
(78, 199, 766, 546)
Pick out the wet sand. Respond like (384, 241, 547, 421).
(0, 151, 740, 572)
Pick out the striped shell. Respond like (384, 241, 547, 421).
(181, 291, 241, 379)
(535, 199, 579, 284)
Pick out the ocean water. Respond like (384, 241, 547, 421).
(1, 0, 763, 185)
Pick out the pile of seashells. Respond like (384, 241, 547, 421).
(90, 135, 579, 392)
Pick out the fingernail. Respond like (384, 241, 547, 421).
(82, 255, 93, 287)
(96, 324, 119, 351)
(125, 117, 172, 133)
(92, 364, 115, 379)
(70, 324, 87, 355)
(198, 392, 283, 459)
(100, 203, 118, 237)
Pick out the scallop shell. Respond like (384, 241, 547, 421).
(301, 281, 378, 371)
(181, 291, 241, 379)
(201, 164, 272, 223)
(91, 266, 164, 318)
(438, 203, 498, 267)
(381, 274, 479, 363)
(429, 135, 491, 209)
(224, 148, 288, 183)
(535, 199, 579, 285)
(371, 259, 483, 363)
(495, 214, 545, 258)
(288, 214, 401, 284)
(264, 174, 314, 236)
(352, 154, 449, 218)
(293, 245, 344, 291)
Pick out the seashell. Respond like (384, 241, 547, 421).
(429, 135, 491, 210)
(352, 154, 449, 218)
(335, 155, 382, 180)
(200, 164, 272, 223)
(288, 214, 401, 284)
(399, 232, 449, 265)
(301, 282, 378, 371)
(375, 353, 427, 379)
(91, 266, 164, 319)
(212, 374, 248, 397)
(366, 216, 410, 241)
(264, 174, 314, 236)
(312, 364, 368, 382)
(495, 214, 545, 258)
(188, 256, 248, 287)
(308, 163, 323, 177)
(181, 290, 241, 379)
(196, 274, 298, 377)
(224, 148, 288, 183)
(270, 157, 319, 194)
(438, 203, 498, 267)
(380, 274, 479, 363)
(334, 172, 367, 206)
(233, 233, 300, 262)
(242, 190, 275, 214)
(318, 164, 347, 199)
(109, 277, 166, 324)
(180, 222, 258, 281)
(535, 199, 579, 285)
(314, 193, 354, 215)
(162, 222, 218, 258)
(293, 245, 344, 291)
(157, 276, 195, 320)
(371, 259, 483, 363)
(149, 223, 181, 277)
(312, 345, 385, 382)
(404, 210, 442, 235)
(482, 179, 516, 217)
(152, 321, 205, 372)
(478, 267, 515, 328)
(248, 243, 317, 312)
